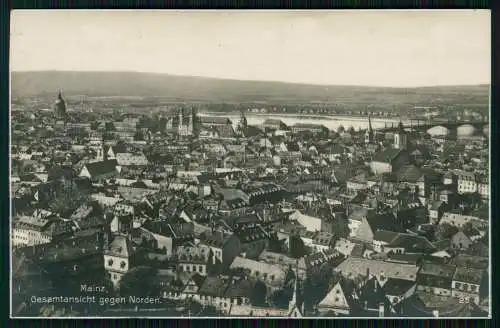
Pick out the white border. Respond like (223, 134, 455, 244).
(9, 9, 492, 320)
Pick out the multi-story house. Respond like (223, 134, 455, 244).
(103, 235, 135, 289)
(416, 263, 456, 296)
(451, 267, 485, 305)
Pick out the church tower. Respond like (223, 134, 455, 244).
(178, 109, 184, 131)
(239, 109, 247, 128)
(288, 261, 304, 317)
(364, 114, 374, 144)
(53, 90, 67, 119)
(393, 120, 408, 150)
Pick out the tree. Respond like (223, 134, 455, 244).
(119, 266, 158, 297)
(434, 223, 459, 241)
(289, 234, 308, 259)
(304, 263, 339, 305)
(249, 280, 267, 306)
(330, 217, 350, 244)
(49, 180, 90, 216)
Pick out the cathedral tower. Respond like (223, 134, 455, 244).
(53, 90, 67, 119)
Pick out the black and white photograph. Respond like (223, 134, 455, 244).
(10, 10, 491, 318)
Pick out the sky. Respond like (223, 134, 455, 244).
(10, 10, 491, 87)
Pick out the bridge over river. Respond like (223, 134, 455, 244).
(378, 118, 489, 135)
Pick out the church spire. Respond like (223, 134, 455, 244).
(239, 109, 247, 128)
(289, 259, 304, 316)
(365, 113, 374, 144)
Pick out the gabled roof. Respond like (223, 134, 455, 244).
(335, 258, 419, 282)
(372, 148, 403, 163)
(318, 278, 357, 309)
(418, 262, 456, 279)
(105, 235, 134, 258)
(452, 267, 484, 285)
(200, 116, 232, 125)
(357, 277, 388, 310)
(365, 212, 400, 233)
(198, 276, 230, 297)
(84, 159, 118, 177)
(383, 278, 415, 296)
(396, 165, 422, 183)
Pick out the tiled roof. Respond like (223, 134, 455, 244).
(235, 226, 268, 243)
(200, 117, 233, 125)
(84, 159, 118, 177)
(198, 276, 230, 297)
(383, 278, 415, 296)
(452, 267, 484, 285)
(105, 235, 133, 258)
(230, 256, 287, 281)
(418, 262, 456, 278)
(365, 212, 400, 233)
(372, 148, 403, 163)
(335, 257, 419, 282)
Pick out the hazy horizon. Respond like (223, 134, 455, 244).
(11, 10, 491, 88)
(10, 70, 491, 90)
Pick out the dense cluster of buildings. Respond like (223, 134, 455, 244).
(11, 92, 489, 317)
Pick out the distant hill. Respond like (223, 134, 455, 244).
(11, 71, 490, 107)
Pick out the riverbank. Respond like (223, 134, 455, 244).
(200, 111, 403, 122)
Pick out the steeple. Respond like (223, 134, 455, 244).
(288, 260, 304, 317)
(365, 113, 374, 144)
(398, 119, 404, 132)
(394, 118, 408, 150)
(239, 109, 247, 128)
(54, 89, 67, 118)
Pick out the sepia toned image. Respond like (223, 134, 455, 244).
(10, 10, 491, 318)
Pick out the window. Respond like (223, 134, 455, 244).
(113, 274, 117, 280)
(120, 261, 126, 269)
(193, 266, 197, 272)
(199, 266, 203, 273)
(108, 259, 114, 266)
(336, 289, 340, 294)
(335, 297, 339, 302)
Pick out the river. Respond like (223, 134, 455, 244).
(199, 112, 408, 131)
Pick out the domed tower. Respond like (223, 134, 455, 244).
(53, 90, 67, 119)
